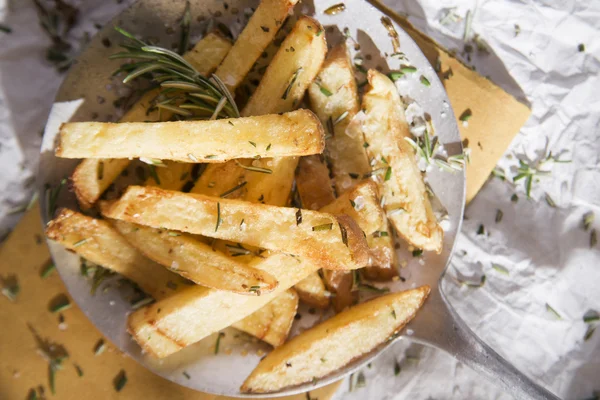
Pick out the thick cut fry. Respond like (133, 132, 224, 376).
(214, 0, 299, 92)
(111, 220, 278, 295)
(45, 209, 186, 299)
(127, 184, 381, 358)
(294, 272, 329, 309)
(103, 186, 369, 271)
(144, 161, 203, 192)
(241, 286, 430, 393)
(193, 16, 327, 205)
(71, 33, 232, 209)
(45, 209, 296, 346)
(361, 70, 443, 253)
(309, 45, 398, 280)
(307, 44, 368, 194)
(56, 110, 325, 162)
(233, 289, 299, 347)
(295, 155, 335, 210)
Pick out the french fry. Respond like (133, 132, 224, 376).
(126, 183, 381, 358)
(241, 286, 430, 393)
(45, 209, 297, 346)
(102, 186, 369, 271)
(143, 161, 204, 192)
(308, 44, 398, 281)
(214, 0, 300, 92)
(111, 220, 278, 295)
(361, 70, 443, 253)
(45, 208, 187, 299)
(56, 110, 325, 162)
(294, 272, 329, 309)
(70, 32, 232, 209)
(233, 289, 299, 347)
(295, 155, 335, 210)
(322, 269, 356, 313)
(192, 16, 327, 206)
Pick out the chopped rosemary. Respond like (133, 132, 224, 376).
(513, 151, 570, 198)
(282, 68, 302, 100)
(340, 223, 349, 246)
(114, 370, 127, 392)
(131, 296, 154, 310)
(234, 160, 272, 174)
(41, 263, 56, 279)
(94, 339, 106, 355)
(591, 229, 597, 248)
(545, 193, 556, 207)
(583, 212, 594, 231)
(148, 165, 161, 185)
(1, 276, 19, 302)
(584, 326, 596, 341)
(140, 157, 166, 167)
(349, 172, 359, 179)
(511, 194, 519, 203)
(388, 71, 404, 81)
(384, 167, 392, 181)
(404, 124, 469, 172)
(296, 209, 303, 225)
(349, 199, 356, 209)
(219, 181, 247, 198)
(318, 84, 333, 97)
(356, 371, 366, 388)
(178, 1, 191, 55)
(412, 249, 423, 257)
(46, 178, 67, 219)
(215, 202, 222, 232)
(50, 297, 71, 313)
(266, 143, 271, 151)
(214, 332, 225, 354)
(225, 243, 252, 257)
(459, 109, 472, 122)
(373, 231, 389, 238)
(75, 364, 84, 377)
(312, 223, 333, 231)
(0, 23, 12, 33)
(260, 25, 269, 32)
(420, 75, 431, 86)
(394, 360, 401, 375)
(183, 371, 191, 379)
(583, 310, 599, 324)
(167, 231, 181, 236)
(492, 167, 506, 180)
(400, 65, 417, 74)
(358, 283, 389, 293)
(73, 238, 88, 248)
(546, 303, 562, 320)
(324, 3, 346, 15)
(578, 43, 585, 52)
(248, 141, 257, 147)
(495, 209, 503, 223)
(491, 264, 509, 275)
(458, 275, 486, 288)
(249, 286, 261, 294)
(391, 309, 397, 319)
(477, 224, 485, 235)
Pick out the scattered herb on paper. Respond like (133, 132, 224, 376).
(491, 264, 509, 275)
(214, 332, 225, 354)
(394, 360, 401, 376)
(546, 303, 562, 320)
(495, 209, 503, 223)
(513, 151, 570, 198)
(591, 229, 597, 248)
(583, 310, 599, 324)
(114, 370, 127, 392)
(94, 339, 106, 355)
(583, 212, 595, 231)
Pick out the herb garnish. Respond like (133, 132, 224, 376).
(513, 151, 570, 198)
(583, 212, 594, 231)
(317, 82, 333, 97)
(591, 229, 597, 248)
(456, 274, 486, 288)
(215, 202, 222, 232)
(46, 178, 67, 219)
(373, 231, 389, 238)
(511, 194, 519, 203)
(339, 223, 349, 246)
(583, 310, 599, 324)
(459, 109, 472, 122)
(495, 209, 503, 223)
(0, 24, 12, 33)
(73, 238, 88, 248)
(41, 263, 56, 279)
(324, 3, 346, 15)
(111, 27, 239, 119)
(183, 371, 191, 379)
(226, 243, 252, 257)
(94, 339, 106, 355)
(477, 224, 485, 235)
(312, 223, 333, 231)
(491, 264, 509, 275)
(404, 125, 469, 172)
(356, 371, 366, 388)
(249, 286, 261, 295)
(114, 370, 127, 392)
(234, 160, 273, 174)
(545, 193, 556, 207)
(384, 167, 392, 181)
(219, 181, 247, 198)
(148, 165, 161, 185)
(1, 275, 19, 302)
(214, 332, 225, 354)
(75, 364, 84, 377)
(394, 360, 401, 375)
(50, 297, 71, 313)
(420, 75, 431, 86)
(178, 1, 191, 55)
(492, 167, 506, 180)
(546, 303, 562, 319)
(97, 161, 104, 180)
(296, 209, 303, 225)
(249, 141, 257, 147)
(412, 249, 423, 257)
(357, 283, 389, 293)
(282, 68, 302, 100)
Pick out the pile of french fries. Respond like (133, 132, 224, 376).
(45, 0, 442, 393)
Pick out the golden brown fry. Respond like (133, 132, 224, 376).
(241, 286, 430, 393)
(70, 32, 232, 209)
(295, 155, 335, 210)
(214, 0, 300, 92)
(102, 186, 369, 271)
(44, 208, 186, 299)
(56, 110, 325, 162)
(294, 272, 330, 309)
(126, 184, 380, 358)
(322, 269, 357, 313)
(309, 44, 398, 280)
(192, 16, 327, 206)
(361, 70, 442, 253)
(307, 44, 368, 194)
(143, 161, 202, 192)
(111, 220, 278, 295)
(233, 289, 299, 347)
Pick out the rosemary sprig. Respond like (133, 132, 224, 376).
(513, 151, 570, 198)
(111, 27, 239, 120)
(404, 123, 469, 172)
(234, 160, 272, 174)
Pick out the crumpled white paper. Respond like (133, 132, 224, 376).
(1, 1, 599, 399)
